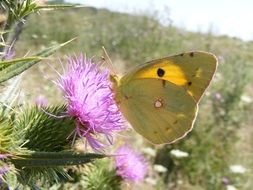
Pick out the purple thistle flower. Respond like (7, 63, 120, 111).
(0, 154, 11, 159)
(0, 167, 9, 178)
(214, 92, 222, 101)
(222, 176, 230, 185)
(4, 49, 15, 60)
(57, 54, 125, 150)
(35, 95, 48, 107)
(0, 166, 9, 185)
(0, 154, 10, 184)
(115, 145, 148, 183)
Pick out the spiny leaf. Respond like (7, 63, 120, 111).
(0, 57, 43, 71)
(0, 39, 74, 83)
(12, 152, 105, 186)
(0, 75, 21, 116)
(36, 4, 76, 10)
(11, 152, 106, 167)
(0, 57, 44, 67)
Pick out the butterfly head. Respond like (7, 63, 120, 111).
(110, 74, 121, 86)
(109, 74, 123, 104)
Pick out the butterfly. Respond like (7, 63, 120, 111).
(110, 51, 218, 144)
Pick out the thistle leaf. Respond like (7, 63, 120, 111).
(36, 4, 76, 10)
(11, 152, 105, 186)
(0, 75, 21, 117)
(0, 39, 74, 83)
(11, 152, 105, 167)
(0, 57, 43, 67)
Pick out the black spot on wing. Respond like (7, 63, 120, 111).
(187, 81, 192, 86)
(157, 68, 165, 77)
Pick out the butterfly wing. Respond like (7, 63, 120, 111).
(116, 78, 198, 144)
(123, 51, 218, 102)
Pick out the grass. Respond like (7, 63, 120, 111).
(14, 6, 253, 190)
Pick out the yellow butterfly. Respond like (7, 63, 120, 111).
(110, 51, 218, 144)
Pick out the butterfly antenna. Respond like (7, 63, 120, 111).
(101, 46, 116, 75)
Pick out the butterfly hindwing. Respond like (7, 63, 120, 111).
(116, 78, 198, 144)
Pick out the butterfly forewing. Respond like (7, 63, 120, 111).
(123, 51, 218, 102)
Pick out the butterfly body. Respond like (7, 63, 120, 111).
(111, 51, 218, 144)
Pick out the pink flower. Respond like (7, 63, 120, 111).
(0, 154, 11, 159)
(0, 166, 9, 178)
(0, 154, 10, 184)
(35, 95, 48, 107)
(57, 54, 125, 150)
(214, 92, 222, 101)
(3, 47, 15, 60)
(222, 176, 230, 185)
(115, 145, 148, 182)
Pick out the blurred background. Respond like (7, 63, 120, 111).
(15, 0, 253, 189)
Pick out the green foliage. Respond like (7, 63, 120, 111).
(16, 166, 68, 187)
(81, 160, 121, 190)
(57, 160, 122, 190)
(0, 117, 18, 153)
(0, 103, 27, 155)
(49, 0, 65, 4)
(212, 54, 251, 126)
(0, 2, 108, 189)
(0, 0, 74, 30)
(0, 0, 75, 54)
(11, 152, 105, 187)
(0, 76, 22, 117)
(0, 103, 106, 187)
(18, 8, 184, 61)
(1, 0, 37, 28)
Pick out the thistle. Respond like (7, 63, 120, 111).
(57, 54, 125, 150)
(115, 145, 148, 182)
